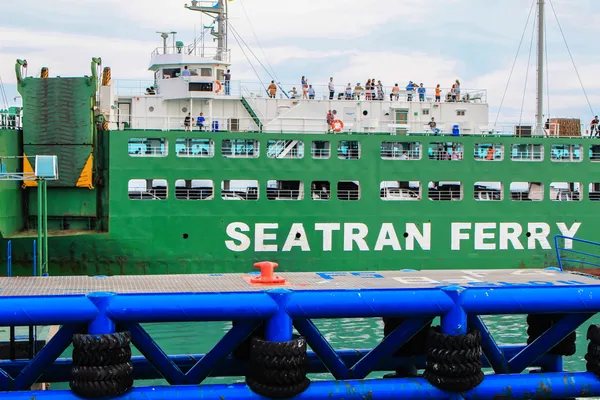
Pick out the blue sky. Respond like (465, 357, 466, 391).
(1, 0, 599, 123)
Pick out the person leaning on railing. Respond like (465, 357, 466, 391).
(591, 115, 599, 138)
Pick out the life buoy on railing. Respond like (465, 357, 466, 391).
(214, 81, 223, 94)
(331, 119, 344, 133)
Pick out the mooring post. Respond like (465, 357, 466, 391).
(87, 291, 116, 335)
(440, 285, 467, 336)
(265, 289, 293, 342)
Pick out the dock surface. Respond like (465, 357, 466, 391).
(0, 268, 596, 296)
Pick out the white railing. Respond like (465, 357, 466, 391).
(266, 189, 304, 200)
(110, 113, 595, 138)
(311, 148, 331, 158)
(337, 189, 360, 201)
(128, 145, 167, 157)
(428, 189, 463, 201)
(151, 46, 231, 63)
(240, 82, 487, 104)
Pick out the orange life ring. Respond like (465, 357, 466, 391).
(214, 81, 223, 93)
(331, 119, 344, 132)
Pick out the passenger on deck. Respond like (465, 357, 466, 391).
(184, 113, 191, 132)
(224, 69, 231, 95)
(390, 84, 400, 101)
(182, 66, 191, 77)
(288, 87, 298, 99)
(345, 83, 353, 100)
(406, 81, 416, 101)
(452, 145, 462, 160)
(308, 85, 315, 100)
(301, 76, 308, 99)
(486, 146, 496, 160)
(328, 78, 335, 100)
(435, 84, 441, 102)
(418, 83, 426, 102)
(455, 79, 461, 101)
(365, 79, 372, 100)
(450, 84, 457, 102)
(376, 81, 384, 100)
(326, 110, 334, 134)
(268, 81, 277, 98)
(354, 83, 363, 100)
(428, 117, 440, 135)
(591, 116, 599, 137)
(197, 112, 205, 131)
(400, 151, 409, 160)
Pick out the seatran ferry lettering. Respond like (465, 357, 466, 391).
(224, 222, 581, 252)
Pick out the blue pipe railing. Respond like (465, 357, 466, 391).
(6, 240, 11, 277)
(0, 268, 598, 397)
(555, 234, 600, 271)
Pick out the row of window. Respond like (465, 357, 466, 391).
(128, 179, 599, 202)
(128, 138, 599, 162)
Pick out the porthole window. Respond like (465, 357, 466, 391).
(182, 107, 188, 113)
(148, 106, 155, 112)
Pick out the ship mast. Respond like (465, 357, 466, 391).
(186, 0, 228, 61)
(535, 0, 545, 134)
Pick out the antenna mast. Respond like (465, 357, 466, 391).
(536, 0, 545, 134)
(186, 0, 228, 61)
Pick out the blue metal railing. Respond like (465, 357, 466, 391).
(554, 235, 600, 271)
(6, 240, 11, 277)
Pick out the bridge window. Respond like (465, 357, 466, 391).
(337, 181, 360, 201)
(128, 179, 167, 200)
(510, 182, 543, 201)
(474, 143, 503, 161)
(380, 181, 420, 201)
(312, 141, 330, 159)
(428, 142, 463, 161)
(474, 182, 503, 201)
(550, 182, 581, 202)
(266, 140, 304, 159)
(510, 144, 544, 161)
(176, 138, 214, 157)
(128, 138, 168, 157)
(589, 183, 600, 201)
(175, 179, 214, 200)
(590, 145, 600, 162)
(311, 181, 331, 200)
(267, 180, 304, 200)
(380, 141, 421, 160)
(428, 182, 463, 201)
(551, 144, 581, 162)
(338, 141, 361, 160)
(222, 139, 259, 158)
(221, 180, 259, 200)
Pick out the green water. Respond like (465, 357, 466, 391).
(52, 314, 600, 397)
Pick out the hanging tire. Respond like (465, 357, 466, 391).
(72, 331, 131, 351)
(71, 362, 133, 381)
(73, 347, 132, 366)
(69, 377, 133, 398)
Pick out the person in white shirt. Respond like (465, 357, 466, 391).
(328, 78, 335, 100)
(307, 85, 316, 100)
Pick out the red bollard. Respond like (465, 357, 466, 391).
(250, 261, 286, 285)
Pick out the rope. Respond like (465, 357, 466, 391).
(519, 7, 538, 127)
(494, 0, 537, 128)
(548, 0, 594, 116)
(545, 16, 551, 120)
(0, 76, 9, 110)
(228, 25, 267, 94)
(238, 0, 280, 83)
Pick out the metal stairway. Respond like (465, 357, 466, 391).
(240, 97, 263, 132)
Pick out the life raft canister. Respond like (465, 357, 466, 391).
(331, 119, 344, 132)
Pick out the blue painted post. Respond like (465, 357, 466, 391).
(440, 286, 467, 335)
(6, 240, 11, 277)
(440, 285, 467, 400)
(265, 289, 293, 342)
(87, 292, 116, 335)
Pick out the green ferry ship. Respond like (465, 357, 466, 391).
(0, 0, 596, 276)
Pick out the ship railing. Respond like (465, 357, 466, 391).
(337, 189, 360, 201)
(174, 187, 214, 201)
(428, 188, 463, 201)
(240, 82, 488, 104)
(554, 235, 600, 272)
(266, 189, 304, 200)
(127, 145, 167, 157)
(428, 150, 464, 161)
(112, 115, 594, 138)
(311, 148, 331, 159)
(151, 46, 231, 63)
